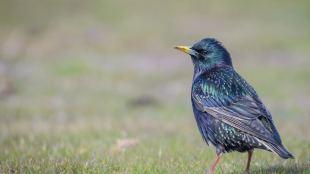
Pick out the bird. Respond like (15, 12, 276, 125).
(174, 38, 294, 174)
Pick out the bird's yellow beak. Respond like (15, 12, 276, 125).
(174, 46, 196, 56)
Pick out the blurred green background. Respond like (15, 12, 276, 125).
(0, 0, 310, 173)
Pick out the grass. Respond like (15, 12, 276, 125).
(0, 0, 310, 173)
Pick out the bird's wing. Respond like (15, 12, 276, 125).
(191, 67, 282, 144)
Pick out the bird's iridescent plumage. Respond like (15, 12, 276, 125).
(174, 38, 294, 172)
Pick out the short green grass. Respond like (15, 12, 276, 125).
(1, 0, 310, 173)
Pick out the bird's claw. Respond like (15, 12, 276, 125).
(244, 169, 250, 174)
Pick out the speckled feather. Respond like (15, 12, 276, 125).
(186, 38, 294, 159)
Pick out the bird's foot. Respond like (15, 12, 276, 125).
(244, 169, 250, 174)
(206, 170, 212, 174)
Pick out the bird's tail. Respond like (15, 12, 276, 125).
(261, 140, 294, 159)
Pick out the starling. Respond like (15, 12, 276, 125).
(174, 38, 294, 174)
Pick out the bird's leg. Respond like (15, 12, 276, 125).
(244, 148, 254, 173)
(206, 152, 223, 174)
(206, 144, 224, 174)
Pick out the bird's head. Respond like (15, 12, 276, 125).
(174, 38, 232, 78)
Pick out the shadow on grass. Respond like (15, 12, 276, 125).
(228, 163, 310, 174)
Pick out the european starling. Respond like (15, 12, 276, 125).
(174, 38, 294, 174)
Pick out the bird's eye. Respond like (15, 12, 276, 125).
(203, 50, 208, 54)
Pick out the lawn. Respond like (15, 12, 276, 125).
(0, 0, 310, 173)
